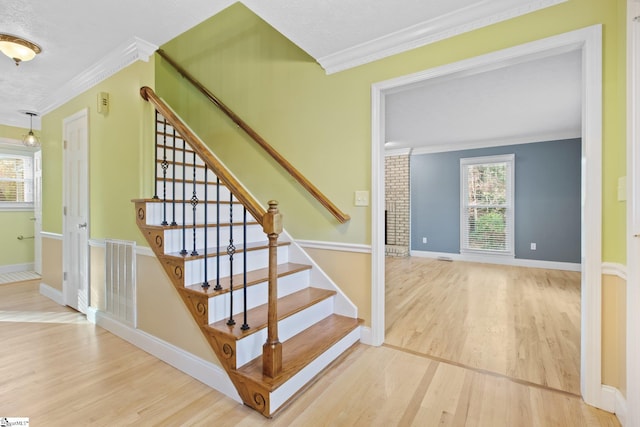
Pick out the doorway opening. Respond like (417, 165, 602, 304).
(371, 25, 604, 408)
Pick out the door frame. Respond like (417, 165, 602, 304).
(34, 149, 42, 274)
(371, 25, 604, 408)
(627, 1, 640, 425)
(62, 108, 89, 312)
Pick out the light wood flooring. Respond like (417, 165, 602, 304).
(1, 280, 618, 426)
(386, 256, 581, 395)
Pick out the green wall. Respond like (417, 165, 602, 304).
(41, 59, 155, 245)
(156, 0, 627, 263)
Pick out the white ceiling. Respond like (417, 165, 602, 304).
(0, 0, 570, 148)
(385, 50, 582, 153)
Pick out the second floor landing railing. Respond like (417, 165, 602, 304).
(156, 49, 351, 224)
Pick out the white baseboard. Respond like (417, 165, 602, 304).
(360, 326, 374, 346)
(410, 250, 581, 271)
(601, 262, 627, 280)
(93, 310, 241, 403)
(601, 385, 627, 425)
(39, 282, 64, 305)
(0, 263, 35, 274)
(296, 239, 372, 254)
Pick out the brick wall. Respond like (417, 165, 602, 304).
(385, 154, 409, 255)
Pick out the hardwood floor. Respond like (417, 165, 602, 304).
(1, 280, 618, 426)
(385, 256, 581, 395)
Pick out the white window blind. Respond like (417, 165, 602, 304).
(0, 154, 34, 209)
(460, 154, 514, 256)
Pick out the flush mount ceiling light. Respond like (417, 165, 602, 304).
(22, 112, 40, 147)
(0, 34, 42, 66)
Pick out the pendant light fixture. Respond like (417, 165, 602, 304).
(0, 34, 42, 66)
(22, 112, 40, 147)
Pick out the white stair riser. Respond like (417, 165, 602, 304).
(156, 183, 234, 203)
(235, 297, 334, 368)
(207, 270, 310, 324)
(162, 224, 266, 254)
(269, 327, 361, 414)
(181, 245, 289, 286)
(145, 201, 252, 226)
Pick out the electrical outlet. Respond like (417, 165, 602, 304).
(422, 237, 427, 244)
(530, 243, 537, 250)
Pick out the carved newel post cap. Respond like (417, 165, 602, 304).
(263, 200, 283, 235)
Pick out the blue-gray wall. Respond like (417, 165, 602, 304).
(410, 139, 581, 263)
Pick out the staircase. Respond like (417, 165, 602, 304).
(134, 87, 362, 417)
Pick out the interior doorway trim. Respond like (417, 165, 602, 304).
(371, 25, 603, 408)
(626, 1, 640, 425)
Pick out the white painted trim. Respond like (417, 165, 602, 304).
(296, 239, 372, 254)
(384, 148, 412, 157)
(410, 250, 581, 272)
(600, 385, 628, 425)
(89, 238, 155, 257)
(38, 37, 157, 116)
(601, 262, 628, 280)
(359, 326, 373, 346)
(0, 263, 35, 274)
(88, 238, 105, 248)
(86, 306, 98, 324)
(626, 2, 640, 426)
(39, 282, 64, 306)
(601, 385, 617, 413)
(41, 231, 63, 240)
(319, 0, 568, 74)
(371, 25, 603, 408)
(93, 310, 241, 403)
(409, 131, 581, 155)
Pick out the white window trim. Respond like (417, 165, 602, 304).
(0, 141, 36, 212)
(460, 153, 515, 257)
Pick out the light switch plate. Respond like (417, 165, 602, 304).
(354, 190, 369, 207)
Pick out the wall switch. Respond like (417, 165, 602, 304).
(530, 243, 537, 250)
(422, 237, 427, 244)
(354, 190, 369, 207)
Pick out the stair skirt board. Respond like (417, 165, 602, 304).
(234, 298, 335, 368)
(269, 328, 361, 414)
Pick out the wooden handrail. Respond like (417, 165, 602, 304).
(140, 86, 267, 224)
(156, 49, 351, 224)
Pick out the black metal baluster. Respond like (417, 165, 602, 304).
(161, 119, 168, 226)
(214, 177, 222, 291)
(190, 151, 198, 256)
(180, 140, 187, 256)
(202, 165, 209, 289)
(152, 111, 159, 200)
(241, 207, 249, 330)
(170, 128, 178, 227)
(226, 194, 236, 326)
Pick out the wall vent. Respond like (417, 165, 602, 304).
(105, 239, 136, 327)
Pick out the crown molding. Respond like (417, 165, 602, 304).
(318, 0, 568, 74)
(38, 37, 157, 116)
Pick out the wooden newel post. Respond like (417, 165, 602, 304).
(262, 200, 283, 378)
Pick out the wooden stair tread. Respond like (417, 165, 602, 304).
(237, 314, 363, 391)
(162, 240, 291, 260)
(183, 262, 311, 297)
(206, 287, 336, 339)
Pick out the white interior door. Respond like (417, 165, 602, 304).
(33, 149, 42, 275)
(63, 109, 89, 313)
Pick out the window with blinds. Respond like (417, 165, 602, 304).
(460, 154, 514, 256)
(0, 154, 34, 209)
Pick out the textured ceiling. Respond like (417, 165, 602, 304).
(0, 0, 570, 149)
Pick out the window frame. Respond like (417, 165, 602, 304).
(0, 141, 37, 212)
(459, 154, 515, 257)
